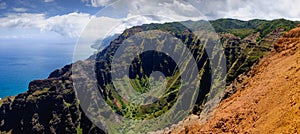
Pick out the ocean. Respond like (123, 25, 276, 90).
(0, 41, 75, 98)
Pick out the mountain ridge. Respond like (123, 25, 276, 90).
(162, 24, 300, 134)
(0, 18, 299, 133)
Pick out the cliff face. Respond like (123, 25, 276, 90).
(0, 64, 104, 133)
(164, 25, 300, 134)
(0, 19, 298, 133)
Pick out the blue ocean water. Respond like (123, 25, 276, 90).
(0, 41, 74, 98)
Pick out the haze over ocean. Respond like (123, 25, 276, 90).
(0, 41, 74, 98)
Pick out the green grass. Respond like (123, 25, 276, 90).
(76, 125, 83, 134)
(228, 28, 256, 39)
(27, 88, 49, 100)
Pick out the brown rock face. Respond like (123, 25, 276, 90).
(274, 26, 300, 53)
(165, 27, 300, 134)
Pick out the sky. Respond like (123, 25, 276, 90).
(0, 0, 300, 52)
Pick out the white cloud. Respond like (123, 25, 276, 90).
(1, 0, 300, 51)
(0, 2, 7, 9)
(2, 0, 296, 60)
(39, 12, 92, 37)
(12, 7, 28, 12)
(3, 0, 298, 40)
(83, 0, 204, 37)
(0, 13, 45, 28)
(91, 0, 117, 7)
(82, 0, 117, 7)
(85, 0, 300, 21)
(81, 15, 173, 47)
(0, 12, 92, 38)
(0, 0, 203, 41)
(44, 0, 54, 2)
(107, 0, 204, 21)
(188, 0, 300, 20)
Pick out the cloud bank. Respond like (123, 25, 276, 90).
(1, 0, 300, 40)
(190, 0, 300, 20)
(84, 0, 300, 20)
(0, 12, 92, 38)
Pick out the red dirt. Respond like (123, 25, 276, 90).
(164, 27, 300, 134)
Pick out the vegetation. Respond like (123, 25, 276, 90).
(0, 18, 299, 133)
(210, 18, 299, 39)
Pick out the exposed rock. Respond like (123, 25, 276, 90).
(164, 25, 300, 134)
(0, 19, 299, 133)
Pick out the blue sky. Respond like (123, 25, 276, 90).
(0, 0, 102, 17)
(0, 0, 300, 47)
(0, 0, 103, 42)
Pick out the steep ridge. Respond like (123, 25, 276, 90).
(165, 25, 300, 134)
(0, 19, 298, 133)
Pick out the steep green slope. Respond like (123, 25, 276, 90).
(0, 19, 298, 133)
(93, 25, 214, 132)
(211, 19, 298, 83)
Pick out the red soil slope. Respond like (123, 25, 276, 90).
(166, 26, 300, 134)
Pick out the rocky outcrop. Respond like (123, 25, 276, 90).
(0, 73, 104, 133)
(0, 19, 298, 133)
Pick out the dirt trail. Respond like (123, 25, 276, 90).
(165, 26, 300, 134)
